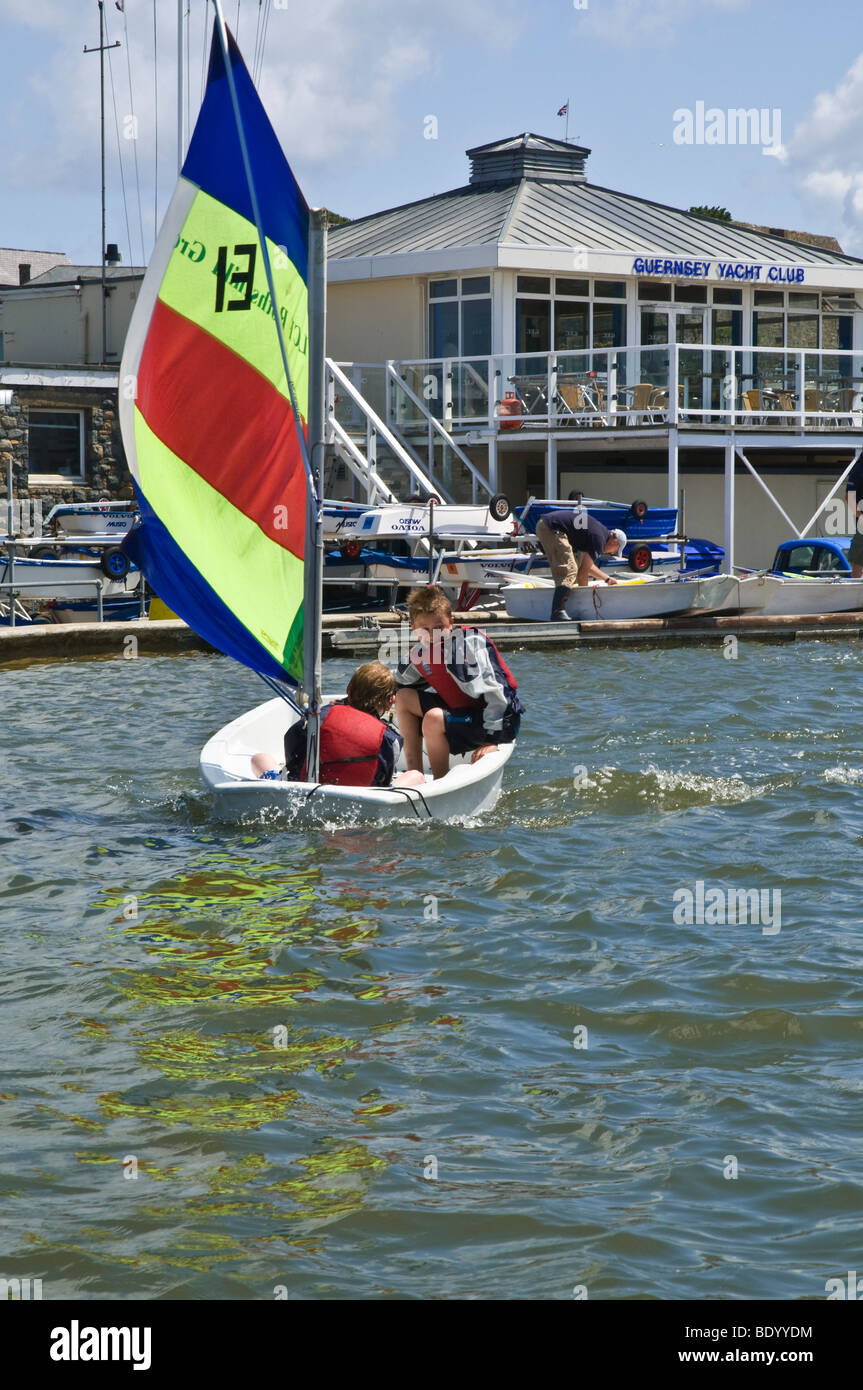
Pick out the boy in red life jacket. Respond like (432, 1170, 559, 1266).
(251, 662, 425, 788)
(394, 586, 523, 779)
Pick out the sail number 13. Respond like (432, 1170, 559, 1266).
(214, 243, 257, 312)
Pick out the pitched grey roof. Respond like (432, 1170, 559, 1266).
(329, 182, 519, 258)
(15, 264, 146, 287)
(329, 164, 861, 269)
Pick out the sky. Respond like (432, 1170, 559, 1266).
(3, 0, 863, 267)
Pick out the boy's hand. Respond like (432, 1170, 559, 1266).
(470, 744, 497, 763)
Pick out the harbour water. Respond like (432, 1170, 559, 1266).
(2, 640, 862, 1300)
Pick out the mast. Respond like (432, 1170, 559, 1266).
(303, 210, 327, 784)
(84, 2, 120, 364)
(177, 0, 187, 171)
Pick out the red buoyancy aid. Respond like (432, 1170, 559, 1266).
(303, 703, 386, 786)
(411, 625, 519, 710)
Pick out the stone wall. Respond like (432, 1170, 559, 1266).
(0, 387, 134, 518)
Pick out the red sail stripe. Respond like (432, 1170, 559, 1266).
(136, 297, 307, 556)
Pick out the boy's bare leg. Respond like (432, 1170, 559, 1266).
(394, 688, 425, 771)
(251, 752, 280, 777)
(421, 707, 451, 779)
(392, 769, 426, 787)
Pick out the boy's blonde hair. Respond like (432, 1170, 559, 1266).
(346, 661, 397, 718)
(406, 584, 452, 624)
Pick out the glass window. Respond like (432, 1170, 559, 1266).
(753, 312, 784, 347)
(429, 279, 457, 299)
(461, 276, 490, 296)
(822, 316, 853, 352)
(713, 288, 742, 305)
(641, 310, 669, 345)
(787, 315, 819, 350)
(755, 291, 784, 306)
(674, 285, 708, 303)
(555, 278, 589, 297)
(711, 308, 742, 346)
(430, 300, 459, 357)
(639, 281, 672, 300)
(789, 292, 819, 309)
(28, 410, 84, 478)
(517, 275, 550, 294)
(593, 304, 626, 347)
(554, 301, 589, 351)
(516, 298, 550, 355)
(461, 298, 491, 357)
(777, 544, 816, 573)
(593, 280, 626, 299)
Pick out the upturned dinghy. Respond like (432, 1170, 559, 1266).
(118, 7, 516, 824)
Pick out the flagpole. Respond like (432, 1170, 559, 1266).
(565, 98, 570, 143)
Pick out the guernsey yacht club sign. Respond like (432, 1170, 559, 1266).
(633, 256, 805, 283)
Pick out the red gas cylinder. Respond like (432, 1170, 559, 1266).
(498, 391, 523, 431)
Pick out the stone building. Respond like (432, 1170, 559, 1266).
(0, 259, 143, 522)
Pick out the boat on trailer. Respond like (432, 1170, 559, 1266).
(119, 10, 515, 825)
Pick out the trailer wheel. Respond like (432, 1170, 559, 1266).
(488, 493, 511, 522)
(31, 544, 61, 559)
(340, 539, 362, 560)
(100, 547, 130, 579)
(628, 545, 653, 573)
(630, 498, 649, 520)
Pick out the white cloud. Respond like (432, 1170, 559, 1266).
(0, 0, 523, 258)
(580, 0, 748, 45)
(783, 51, 863, 250)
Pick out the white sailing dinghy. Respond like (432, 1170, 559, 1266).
(119, 7, 516, 823)
(501, 572, 740, 622)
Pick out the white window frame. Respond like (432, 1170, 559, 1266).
(27, 408, 86, 483)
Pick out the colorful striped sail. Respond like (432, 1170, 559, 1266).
(119, 24, 310, 684)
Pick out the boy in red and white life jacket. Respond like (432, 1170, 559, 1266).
(251, 662, 425, 789)
(394, 585, 524, 779)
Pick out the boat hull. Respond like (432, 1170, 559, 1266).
(502, 573, 738, 622)
(0, 555, 141, 600)
(712, 574, 863, 616)
(200, 697, 514, 823)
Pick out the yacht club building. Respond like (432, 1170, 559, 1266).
(326, 134, 863, 567)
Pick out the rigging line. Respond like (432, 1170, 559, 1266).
(256, 0, 271, 87)
(199, 0, 209, 104)
(185, 1, 191, 154)
(152, 0, 159, 250)
(254, 0, 265, 80)
(250, 0, 262, 78)
(121, 3, 146, 268)
(104, 9, 134, 271)
(235, 0, 241, 42)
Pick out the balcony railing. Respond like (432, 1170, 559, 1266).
(385, 346, 863, 433)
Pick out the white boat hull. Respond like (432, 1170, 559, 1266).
(714, 574, 863, 616)
(0, 555, 140, 600)
(502, 573, 738, 622)
(200, 697, 515, 823)
(324, 502, 513, 542)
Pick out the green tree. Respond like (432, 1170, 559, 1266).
(689, 205, 732, 222)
